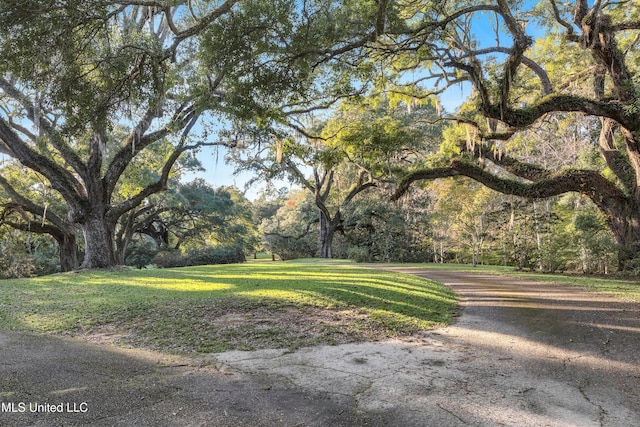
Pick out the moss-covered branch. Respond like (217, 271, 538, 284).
(463, 143, 552, 182)
(393, 159, 629, 214)
(484, 95, 629, 129)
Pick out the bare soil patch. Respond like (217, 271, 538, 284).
(82, 304, 411, 353)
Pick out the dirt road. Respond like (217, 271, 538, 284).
(1, 268, 639, 426)
(382, 268, 640, 426)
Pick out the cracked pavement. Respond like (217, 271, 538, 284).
(1, 268, 639, 426)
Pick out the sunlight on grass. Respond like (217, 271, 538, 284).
(118, 277, 236, 292)
(22, 312, 72, 331)
(12, 259, 637, 354)
(0, 262, 458, 353)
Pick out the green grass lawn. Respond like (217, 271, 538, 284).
(0, 262, 457, 353)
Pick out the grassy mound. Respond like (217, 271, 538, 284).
(0, 262, 457, 353)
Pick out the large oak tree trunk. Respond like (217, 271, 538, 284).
(80, 215, 116, 269)
(319, 211, 334, 259)
(604, 204, 640, 271)
(319, 210, 342, 259)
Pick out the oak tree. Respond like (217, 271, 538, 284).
(0, 0, 378, 268)
(387, 0, 640, 269)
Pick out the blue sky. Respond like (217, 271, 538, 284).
(182, 146, 271, 200)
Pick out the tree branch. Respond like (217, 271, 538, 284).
(457, 47, 552, 95)
(108, 111, 200, 220)
(463, 142, 553, 182)
(265, 217, 319, 241)
(103, 102, 190, 198)
(485, 94, 628, 128)
(392, 159, 629, 214)
(163, 0, 241, 58)
(548, 0, 575, 36)
(0, 216, 67, 241)
(341, 179, 376, 210)
(0, 78, 87, 178)
(0, 175, 70, 231)
(0, 118, 84, 206)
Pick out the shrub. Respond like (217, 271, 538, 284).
(0, 235, 61, 278)
(347, 246, 370, 263)
(186, 245, 246, 265)
(152, 250, 189, 268)
(0, 251, 36, 279)
(153, 245, 246, 268)
(125, 241, 159, 269)
(32, 249, 62, 276)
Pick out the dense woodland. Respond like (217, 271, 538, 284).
(0, 177, 621, 277)
(0, 0, 638, 277)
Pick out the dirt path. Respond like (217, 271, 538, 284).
(381, 268, 640, 426)
(2, 268, 640, 426)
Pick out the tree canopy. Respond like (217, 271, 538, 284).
(381, 0, 640, 269)
(2, 0, 640, 272)
(0, 0, 391, 269)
